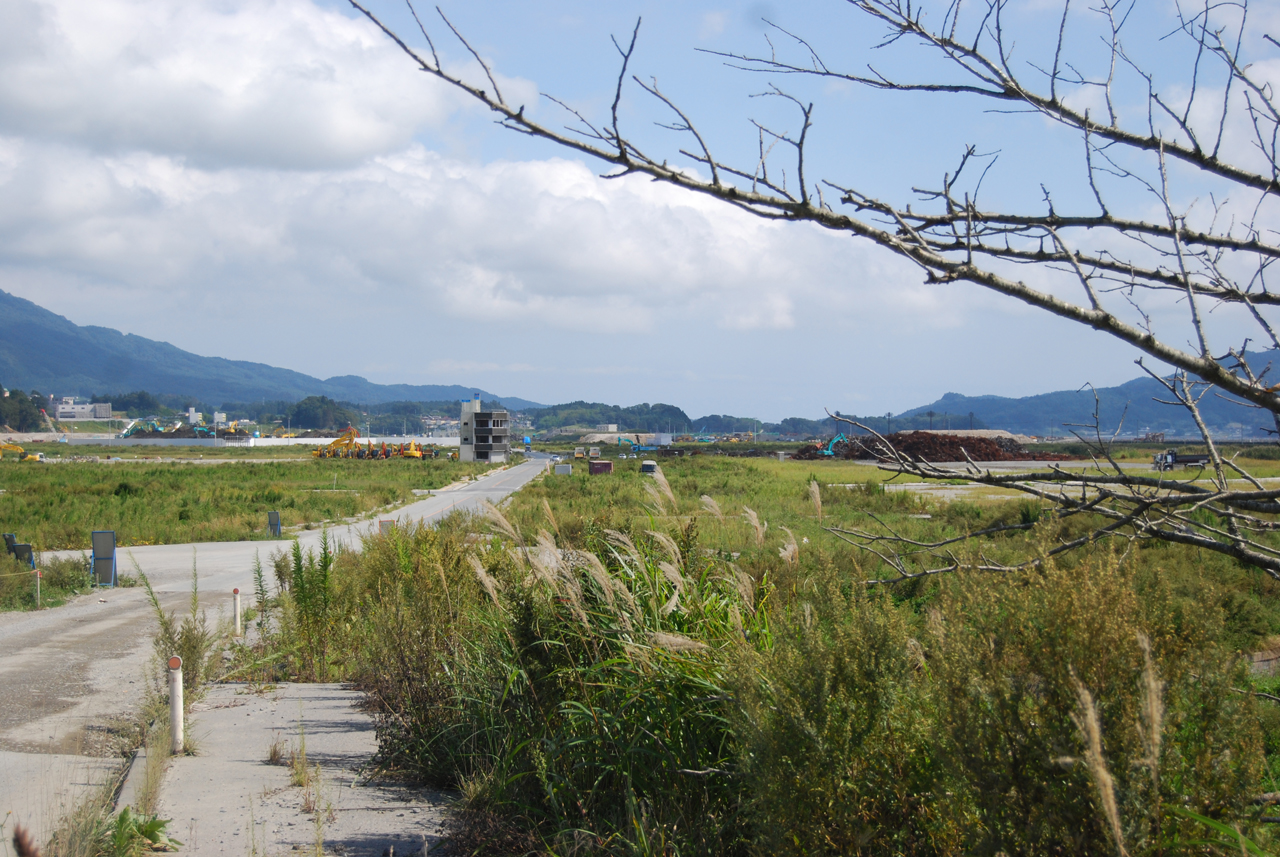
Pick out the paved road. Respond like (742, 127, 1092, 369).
(0, 457, 546, 841)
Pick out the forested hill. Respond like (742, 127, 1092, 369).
(532, 401, 692, 433)
(0, 289, 544, 409)
(897, 364, 1279, 437)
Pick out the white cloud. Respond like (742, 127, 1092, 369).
(0, 0, 495, 169)
(699, 11, 728, 40)
(0, 138, 933, 333)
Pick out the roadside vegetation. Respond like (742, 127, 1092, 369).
(0, 553, 97, 610)
(39, 567, 218, 857)
(0, 455, 496, 550)
(223, 454, 1280, 855)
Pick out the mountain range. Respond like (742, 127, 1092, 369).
(1, 287, 1269, 436)
(0, 289, 545, 410)
(897, 369, 1274, 438)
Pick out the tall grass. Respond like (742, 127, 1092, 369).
(142, 561, 217, 697)
(248, 456, 1277, 854)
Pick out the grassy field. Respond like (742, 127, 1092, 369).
(220, 450, 1280, 854)
(18, 441, 447, 460)
(0, 454, 497, 550)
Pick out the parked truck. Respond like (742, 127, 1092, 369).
(1152, 449, 1212, 471)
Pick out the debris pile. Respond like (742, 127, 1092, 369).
(792, 431, 1074, 462)
(120, 426, 257, 439)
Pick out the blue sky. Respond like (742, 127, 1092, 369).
(1, 0, 1274, 419)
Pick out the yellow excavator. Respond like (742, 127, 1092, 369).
(313, 426, 362, 458)
(0, 442, 46, 462)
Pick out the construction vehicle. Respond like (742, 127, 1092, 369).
(313, 427, 362, 458)
(818, 433, 850, 457)
(619, 436, 658, 453)
(574, 447, 586, 459)
(588, 447, 601, 459)
(0, 443, 46, 462)
(1152, 449, 1212, 471)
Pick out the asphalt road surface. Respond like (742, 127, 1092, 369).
(0, 456, 547, 841)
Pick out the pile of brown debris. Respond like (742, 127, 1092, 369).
(792, 431, 1074, 463)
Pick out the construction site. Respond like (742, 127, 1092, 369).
(791, 429, 1076, 462)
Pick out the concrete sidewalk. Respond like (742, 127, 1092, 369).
(151, 683, 449, 855)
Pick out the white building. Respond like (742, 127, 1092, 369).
(54, 401, 112, 420)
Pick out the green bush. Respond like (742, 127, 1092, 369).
(733, 579, 961, 855)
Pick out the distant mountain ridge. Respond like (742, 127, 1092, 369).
(0, 289, 545, 410)
(896, 366, 1278, 437)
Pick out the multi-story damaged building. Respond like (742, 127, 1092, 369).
(459, 393, 510, 463)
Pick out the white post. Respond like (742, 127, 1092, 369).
(168, 656, 184, 754)
(34, 569, 40, 608)
(233, 588, 241, 637)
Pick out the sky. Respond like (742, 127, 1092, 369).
(1, 0, 1277, 421)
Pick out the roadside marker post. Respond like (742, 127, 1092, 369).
(168, 656, 184, 754)
(91, 531, 116, 587)
(34, 569, 40, 608)
(267, 511, 281, 538)
(233, 588, 241, 637)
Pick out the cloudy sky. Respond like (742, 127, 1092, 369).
(1, 0, 1274, 420)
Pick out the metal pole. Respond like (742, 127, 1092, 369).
(168, 656, 184, 754)
(233, 588, 242, 637)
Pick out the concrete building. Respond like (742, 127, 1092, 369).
(459, 393, 510, 463)
(54, 399, 112, 420)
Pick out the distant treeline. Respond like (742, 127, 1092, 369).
(532, 401, 691, 433)
(91, 390, 509, 432)
(526, 402, 986, 438)
(92, 390, 212, 419)
(86, 387, 954, 438)
(0, 383, 50, 432)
